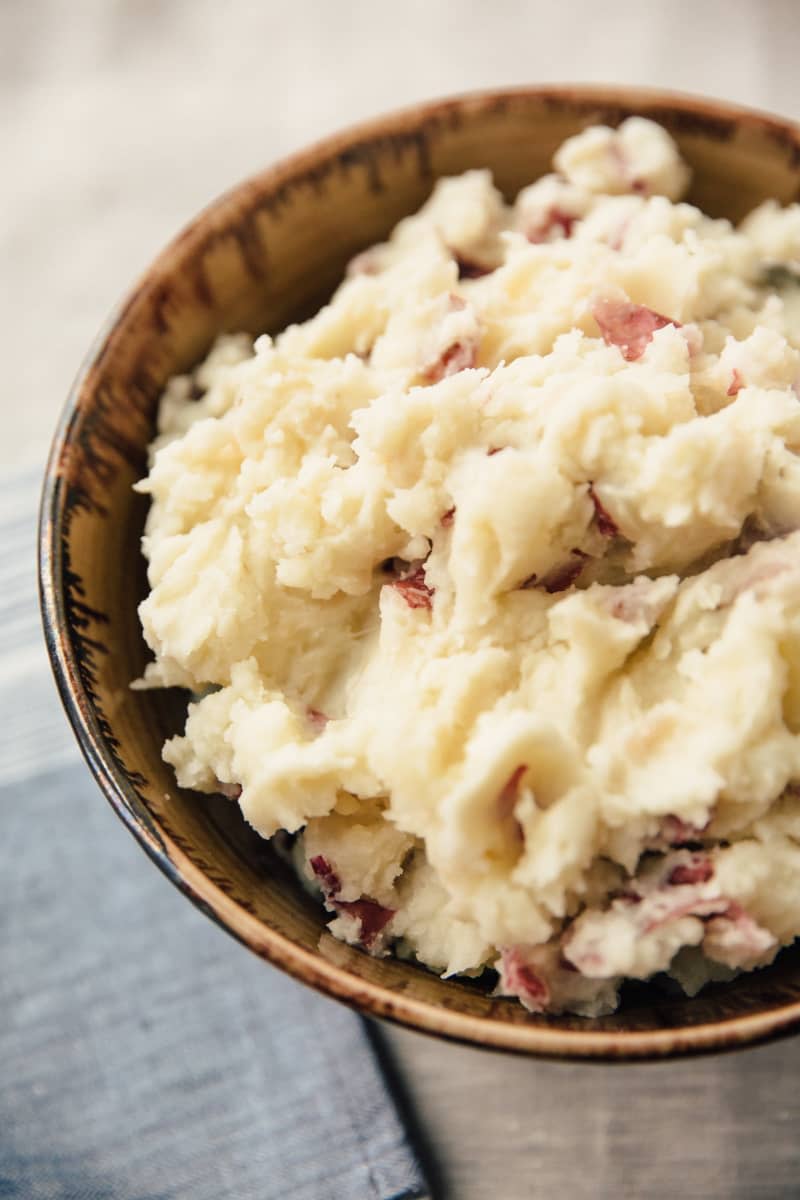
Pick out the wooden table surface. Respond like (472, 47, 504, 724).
(8, 2, 800, 1195)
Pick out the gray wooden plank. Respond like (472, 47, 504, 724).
(382, 1025, 800, 1200)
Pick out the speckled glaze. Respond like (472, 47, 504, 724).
(39, 86, 800, 1059)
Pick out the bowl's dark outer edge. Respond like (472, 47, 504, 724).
(36, 82, 800, 1062)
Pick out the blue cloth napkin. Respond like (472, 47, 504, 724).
(1, 466, 430, 1200)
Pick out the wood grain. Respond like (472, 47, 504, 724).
(382, 1023, 800, 1199)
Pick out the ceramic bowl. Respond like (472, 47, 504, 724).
(40, 85, 800, 1059)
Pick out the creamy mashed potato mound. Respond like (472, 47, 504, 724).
(136, 118, 800, 1016)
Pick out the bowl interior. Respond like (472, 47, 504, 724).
(41, 86, 800, 1058)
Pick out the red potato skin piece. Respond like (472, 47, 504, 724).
(500, 947, 551, 1012)
(523, 551, 588, 594)
(307, 707, 329, 732)
(497, 766, 526, 821)
(727, 369, 743, 397)
(440, 507, 456, 528)
(722, 900, 746, 921)
(390, 565, 434, 610)
(526, 206, 577, 243)
(309, 855, 395, 949)
(310, 854, 341, 898)
(423, 340, 478, 383)
(609, 590, 648, 622)
(497, 766, 526, 844)
(608, 216, 633, 253)
(608, 142, 648, 195)
(588, 483, 619, 538)
(667, 857, 714, 886)
(335, 898, 396, 948)
(641, 896, 726, 936)
(592, 298, 675, 362)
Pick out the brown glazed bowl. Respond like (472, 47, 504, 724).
(40, 86, 800, 1060)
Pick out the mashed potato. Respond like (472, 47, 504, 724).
(135, 118, 800, 1016)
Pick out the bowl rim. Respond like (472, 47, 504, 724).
(39, 82, 800, 1061)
